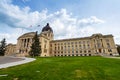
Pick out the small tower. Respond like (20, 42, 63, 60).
(40, 23, 54, 57)
(41, 23, 54, 40)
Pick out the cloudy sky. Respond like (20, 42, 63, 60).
(0, 0, 120, 44)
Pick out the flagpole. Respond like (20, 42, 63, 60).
(34, 25, 40, 33)
(21, 27, 23, 35)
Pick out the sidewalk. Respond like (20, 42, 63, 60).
(0, 56, 36, 69)
(103, 56, 120, 59)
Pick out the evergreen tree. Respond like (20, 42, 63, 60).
(29, 31, 41, 57)
(0, 38, 6, 56)
(117, 44, 120, 55)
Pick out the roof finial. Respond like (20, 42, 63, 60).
(47, 23, 49, 26)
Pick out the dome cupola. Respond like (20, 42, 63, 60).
(42, 23, 53, 33)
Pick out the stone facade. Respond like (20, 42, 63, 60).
(50, 34, 118, 56)
(16, 23, 53, 57)
(5, 44, 16, 56)
(5, 23, 119, 56)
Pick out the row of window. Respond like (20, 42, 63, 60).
(19, 49, 28, 53)
(52, 42, 110, 50)
(53, 39, 110, 46)
(54, 44, 91, 50)
(54, 50, 91, 54)
(54, 54, 92, 56)
(21, 38, 32, 43)
(20, 38, 32, 48)
(53, 41, 90, 46)
(94, 39, 109, 42)
(53, 49, 112, 54)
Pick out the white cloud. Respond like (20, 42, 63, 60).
(78, 16, 105, 27)
(48, 9, 104, 39)
(0, 0, 106, 44)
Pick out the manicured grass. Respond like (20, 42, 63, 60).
(0, 56, 120, 80)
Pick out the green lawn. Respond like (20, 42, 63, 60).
(0, 56, 120, 80)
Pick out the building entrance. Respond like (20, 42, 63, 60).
(99, 49, 101, 53)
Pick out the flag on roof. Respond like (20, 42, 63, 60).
(37, 25, 40, 27)
(29, 25, 32, 27)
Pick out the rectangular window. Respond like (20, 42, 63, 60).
(103, 49, 105, 53)
(64, 43, 66, 45)
(68, 46, 70, 49)
(44, 49, 47, 53)
(88, 50, 91, 53)
(72, 51, 74, 53)
(87, 41, 89, 44)
(75, 42, 77, 44)
(79, 45, 81, 47)
(44, 44, 46, 49)
(28, 38, 30, 42)
(61, 46, 63, 50)
(83, 41, 85, 44)
(76, 51, 78, 53)
(68, 42, 70, 45)
(79, 41, 81, 44)
(71, 42, 73, 44)
(76, 45, 77, 47)
(68, 51, 70, 54)
(72, 45, 74, 47)
(50, 44, 52, 47)
(107, 43, 110, 48)
(80, 51, 82, 53)
(108, 49, 112, 52)
(83, 45, 86, 48)
(88, 44, 90, 48)
(55, 47, 56, 50)
(44, 40, 47, 43)
(97, 43, 101, 48)
(58, 46, 60, 50)
(64, 46, 66, 48)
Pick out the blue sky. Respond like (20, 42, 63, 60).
(0, 0, 120, 44)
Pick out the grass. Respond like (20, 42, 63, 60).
(0, 56, 120, 80)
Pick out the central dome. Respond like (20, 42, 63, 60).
(42, 23, 53, 33)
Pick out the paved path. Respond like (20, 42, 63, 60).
(0, 56, 36, 69)
(0, 56, 24, 64)
(104, 56, 120, 59)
